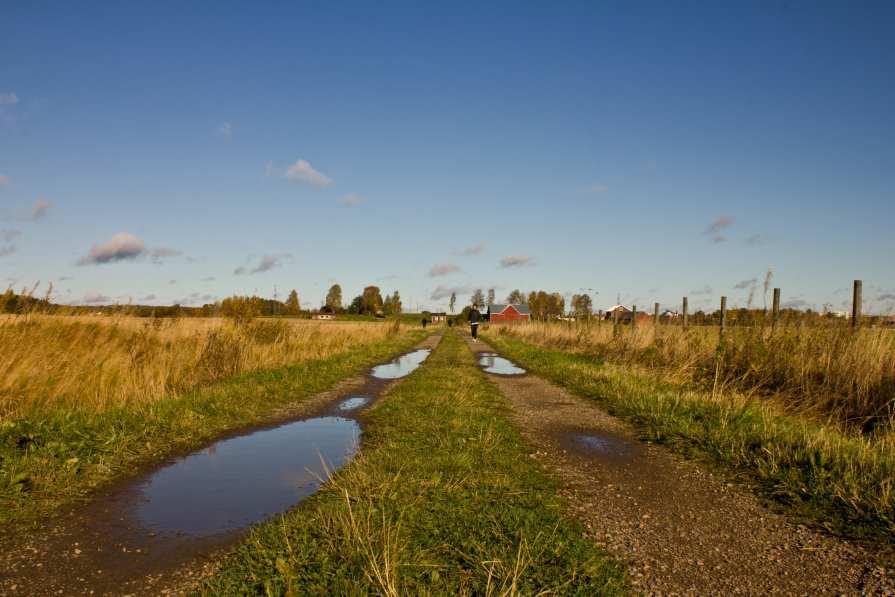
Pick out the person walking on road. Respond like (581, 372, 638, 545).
(468, 303, 481, 342)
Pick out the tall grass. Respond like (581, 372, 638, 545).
(0, 313, 401, 418)
(489, 320, 895, 431)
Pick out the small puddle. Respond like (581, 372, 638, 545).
(477, 352, 526, 375)
(337, 396, 372, 411)
(569, 433, 632, 458)
(139, 416, 359, 535)
(371, 349, 431, 379)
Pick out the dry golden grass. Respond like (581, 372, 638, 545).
(489, 320, 895, 430)
(0, 314, 399, 418)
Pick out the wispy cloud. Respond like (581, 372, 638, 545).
(83, 290, 110, 304)
(500, 254, 534, 268)
(151, 247, 183, 262)
(1, 199, 51, 222)
(234, 254, 286, 275)
(0, 92, 17, 127)
(140, 294, 157, 301)
(734, 278, 757, 290)
(77, 232, 146, 265)
(1, 228, 21, 242)
(428, 262, 461, 277)
(76, 232, 181, 266)
(575, 184, 607, 195)
(691, 285, 713, 296)
(282, 159, 333, 187)
(216, 122, 233, 138)
(0, 245, 15, 257)
(877, 293, 895, 302)
(746, 234, 775, 245)
(430, 285, 472, 301)
(459, 244, 485, 256)
(339, 194, 362, 206)
(0, 174, 8, 188)
(704, 215, 735, 242)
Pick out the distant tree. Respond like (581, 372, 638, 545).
(487, 288, 495, 306)
(571, 294, 592, 319)
(284, 289, 300, 315)
(347, 295, 363, 314)
(390, 291, 402, 315)
(220, 295, 262, 324)
(449, 292, 456, 313)
(506, 289, 525, 305)
(360, 286, 384, 314)
(470, 289, 485, 308)
(548, 292, 565, 320)
(325, 284, 343, 312)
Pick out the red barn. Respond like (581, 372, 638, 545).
(486, 304, 531, 322)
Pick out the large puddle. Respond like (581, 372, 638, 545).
(139, 416, 360, 535)
(568, 433, 634, 458)
(371, 349, 431, 379)
(477, 352, 526, 375)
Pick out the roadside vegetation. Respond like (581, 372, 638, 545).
(0, 312, 427, 536)
(202, 332, 626, 595)
(484, 326, 895, 554)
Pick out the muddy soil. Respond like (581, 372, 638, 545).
(468, 335, 895, 596)
(0, 333, 443, 596)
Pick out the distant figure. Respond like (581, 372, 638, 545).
(468, 304, 481, 343)
(422, 318, 427, 328)
(448, 319, 454, 328)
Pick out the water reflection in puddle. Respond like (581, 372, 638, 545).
(371, 349, 431, 379)
(477, 352, 526, 375)
(139, 417, 359, 535)
(570, 433, 631, 457)
(337, 396, 371, 411)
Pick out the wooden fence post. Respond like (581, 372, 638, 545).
(682, 297, 688, 328)
(772, 288, 780, 331)
(613, 307, 619, 338)
(852, 280, 862, 328)
(654, 302, 659, 326)
(632, 305, 637, 329)
(720, 296, 727, 342)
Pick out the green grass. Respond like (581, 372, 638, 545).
(201, 332, 626, 595)
(0, 329, 431, 536)
(484, 333, 895, 557)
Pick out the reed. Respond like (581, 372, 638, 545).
(0, 313, 400, 418)
(488, 320, 895, 430)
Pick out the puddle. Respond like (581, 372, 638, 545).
(371, 349, 431, 379)
(569, 433, 632, 457)
(138, 416, 360, 535)
(337, 396, 372, 411)
(477, 352, 526, 375)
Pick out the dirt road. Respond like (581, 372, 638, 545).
(468, 336, 894, 595)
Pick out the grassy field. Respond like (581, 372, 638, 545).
(201, 332, 626, 595)
(0, 314, 429, 535)
(483, 330, 895, 554)
(487, 320, 895, 431)
(0, 314, 411, 418)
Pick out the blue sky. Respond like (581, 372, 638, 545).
(2, 1, 893, 314)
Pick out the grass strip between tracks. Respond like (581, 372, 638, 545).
(0, 329, 432, 536)
(484, 333, 895, 557)
(201, 332, 627, 595)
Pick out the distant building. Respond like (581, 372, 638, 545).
(604, 305, 632, 321)
(312, 313, 335, 320)
(430, 312, 447, 323)
(487, 304, 531, 323)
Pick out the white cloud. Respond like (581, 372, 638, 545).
(216, 122, 233, 138)
(234, 254, 286, 275)
(459, 244, 485, 255)
(83, 290, 110, 304)
(705, 215, 735, 234)
(0, 174, 8, 188)
(77, 232, 146, 265)
(500, 254, 534, 268)
(339, 194, 362, 206)
(0, 245, 15, 257)
(429, 262, 461, 277)
(283, 159, 333, 187)
(1, 200, 51, 222)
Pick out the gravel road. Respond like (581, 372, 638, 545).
(469, 336, 894, 596)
